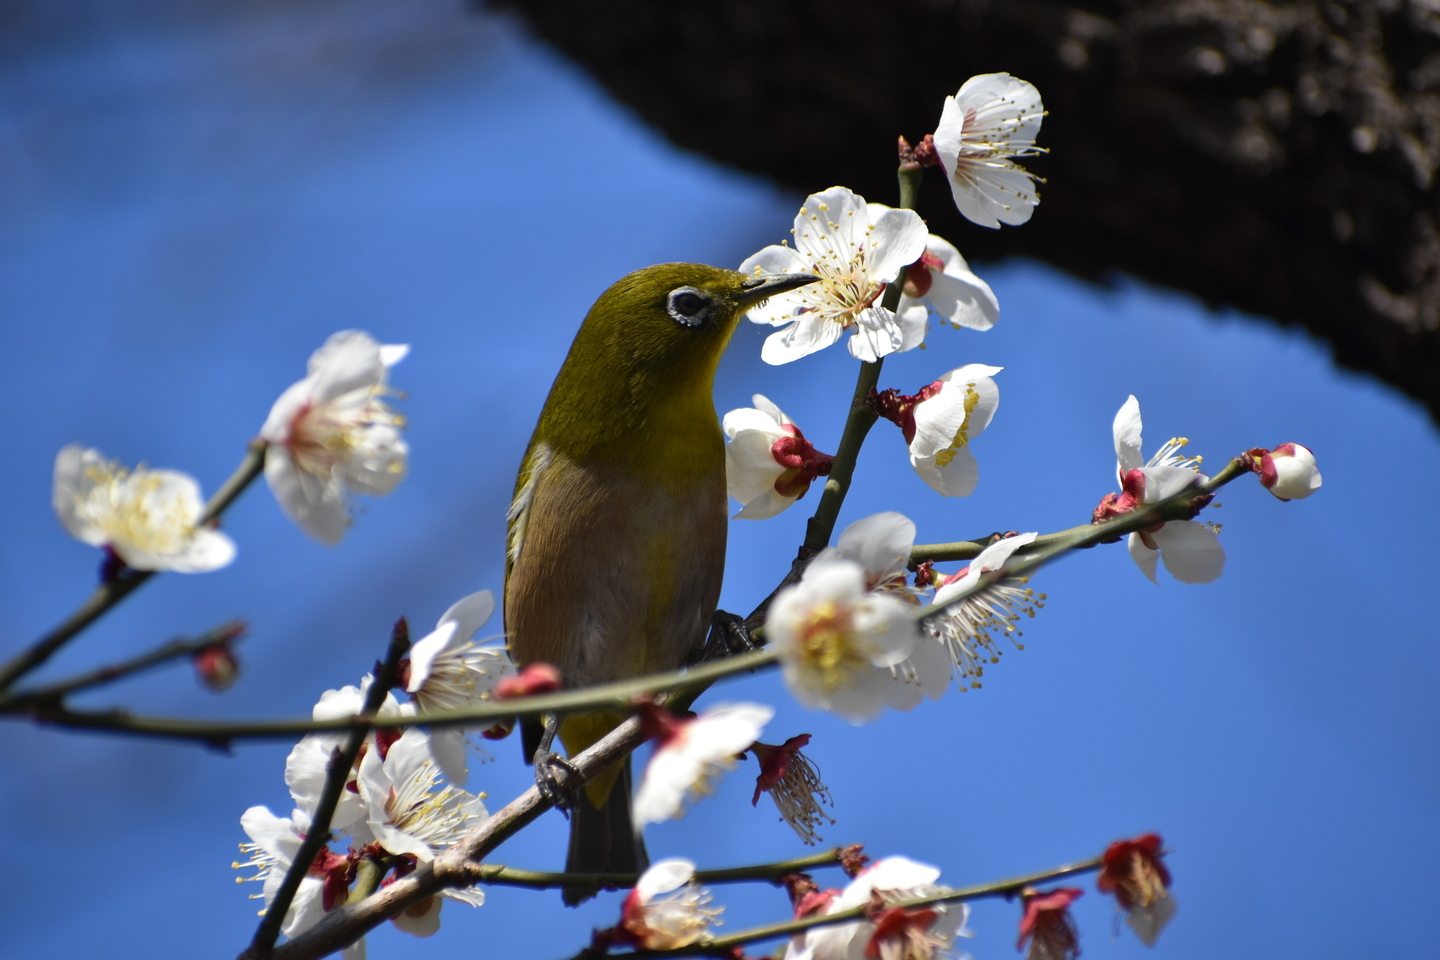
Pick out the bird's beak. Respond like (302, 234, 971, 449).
(738, 272, 819, 306)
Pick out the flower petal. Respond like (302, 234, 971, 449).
(1113, 396, 1145, 478)
(1127, 532, 1161, 584)
(762, 315, 845, 365)
(835, 512, 917, 585)
(636, 859, 697, 902)
(1152, 521, 1225, 584)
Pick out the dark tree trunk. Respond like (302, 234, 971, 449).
(493, 0, 1440, 424)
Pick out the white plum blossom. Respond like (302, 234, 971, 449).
(616, 859, 722, 952)
(787, 857, 971, 960)
(235, 806, 326, 939)
(406, 590, 516, 786)
(767, 558, 922, 723)
(873, 365, 1002, 497)
(1104, 396, 1224, 584)
(284, 679, 405, 844)
(51, 445, 235, 572)
(357, 729, 488, 881)
(261, 330, 409, 545)
(896, 234, 1000, 339)
(933, 73, 1045, 228)
(723, 395, 835, 519)
(929, 533, 1045, 689)
(821, 513, 952, 708)
(1251, 443, 1322, 500)
(741, 187, 927, 364)
(634, 702, 774, 826)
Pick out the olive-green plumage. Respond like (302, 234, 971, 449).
(503, 262, 815, 898)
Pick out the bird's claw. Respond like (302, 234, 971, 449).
(533, 749, 579, 813)
(692, 609, 756, 664)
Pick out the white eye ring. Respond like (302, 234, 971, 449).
(667, 286, 710, 327)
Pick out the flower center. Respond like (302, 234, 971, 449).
(81, 464, 196, 555)
(797, 602, 870, 693)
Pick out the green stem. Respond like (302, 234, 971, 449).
(577, 853, 1113, 960)
(0, 440, 267, 693)
(469, 849, 844, 890)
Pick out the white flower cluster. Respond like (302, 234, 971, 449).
(49, 330, 411, 577)
(235, 590, 513, 948)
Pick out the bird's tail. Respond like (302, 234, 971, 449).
(562, 755, 649, 906)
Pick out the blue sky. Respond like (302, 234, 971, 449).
(2, 3, 1437, 959)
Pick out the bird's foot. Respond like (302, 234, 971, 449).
(691, 609, 757, 665)
(533, 748, 579, 813)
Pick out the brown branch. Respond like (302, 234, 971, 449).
(0, 439, 267, 693)
(242, 618, 410, 960)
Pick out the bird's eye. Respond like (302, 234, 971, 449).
(666, 286, 711, 327)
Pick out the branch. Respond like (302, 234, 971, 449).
(267, 704, 652, 960)
(591, 853, 1113, 960)
(0, 439, 267, 693)
(0, 620, 246, 708)
(914, 456, 1250, 621)
(242, 618, 411, 959)
(5, 647, 779, 746)
(468, 849, 846, 891)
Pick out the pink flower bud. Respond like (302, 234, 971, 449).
(193, 643, 239, 692)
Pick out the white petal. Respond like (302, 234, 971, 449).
(337, 425, 407, 496)
(888, 637, 953, 708)
(636, 859, 697, 902)
(911, 445, 980, 498)
(1153, 521, 1226, 584)
(1127, 532, 1161, 584)
(260, 379, 314, 445)
(762, 315, 845, 365)
(865, 206, 929, 282)
(378, 344, 410, 367)
(845, 307, 905, 362)
(1113, 396, 1145, 478)
(1140, 465, 1204, 503)
(634, 747, 700, 825)
(283, 877, 328, 938)
(1128, 894, 1177, 946)
(407, 622, 460, 693)
(427, 728, 471, 787)
(686, 702, 774, 755)
(726, 431, 786, 506)
(972, 531, 1038, 573)
(734, 486, 800, 520)
(384, 728, 435, 787)
(438, 590, 496, 645)
(723, 407, 783, 440)
(835, 512, 916, 585)
(391, 896, 443, 938)
(159, 527, 236, 573)
(895, 302, 931, 350)
(265, 450, 349, 546)
(740, 246, 808, 326)
(926, 268, 999, 331)
(1270, 445, 1322, 500)
(51, 445, 106, 545)
(306, 330, 387, 404)
(751, 394, 791, 425)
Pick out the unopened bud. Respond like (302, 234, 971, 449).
(1248, 443, 1321, 501)
(193, 643, 239, 692)
(496, 662, 562, 699)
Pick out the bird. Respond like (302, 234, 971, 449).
(503, 262, 817, 903)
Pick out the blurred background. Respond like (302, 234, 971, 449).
(1, 2, 1437, 959)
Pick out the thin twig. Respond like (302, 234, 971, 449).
(914, 456, 1250, 622)
(588, 854, 1113, 960)
(469, 849, 845, 890)
(0, 621, 246, 707)
(241, 618, 410, 959)
(0, 440, 267, 693)
(6, 647, 779, 745)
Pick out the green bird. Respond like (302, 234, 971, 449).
(504, 263, 817, 902)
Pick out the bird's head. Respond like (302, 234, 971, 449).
(575, 262, 818, 384)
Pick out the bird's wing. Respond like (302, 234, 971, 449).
(506, 440, 553, 579)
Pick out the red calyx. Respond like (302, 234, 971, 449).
(839, 844, 871, 878)
(902, 250, 945, 299)
(634, 700, 690, 746)
(771, 425, 835, 499)
(750, 733, 812, 804)
(865, 906, 940, 959)
(307, 848, 359, 911)
(868, 381, 944, 445)
(1097, 833, 1170, 910)
(1017, 887, 1084, 957)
